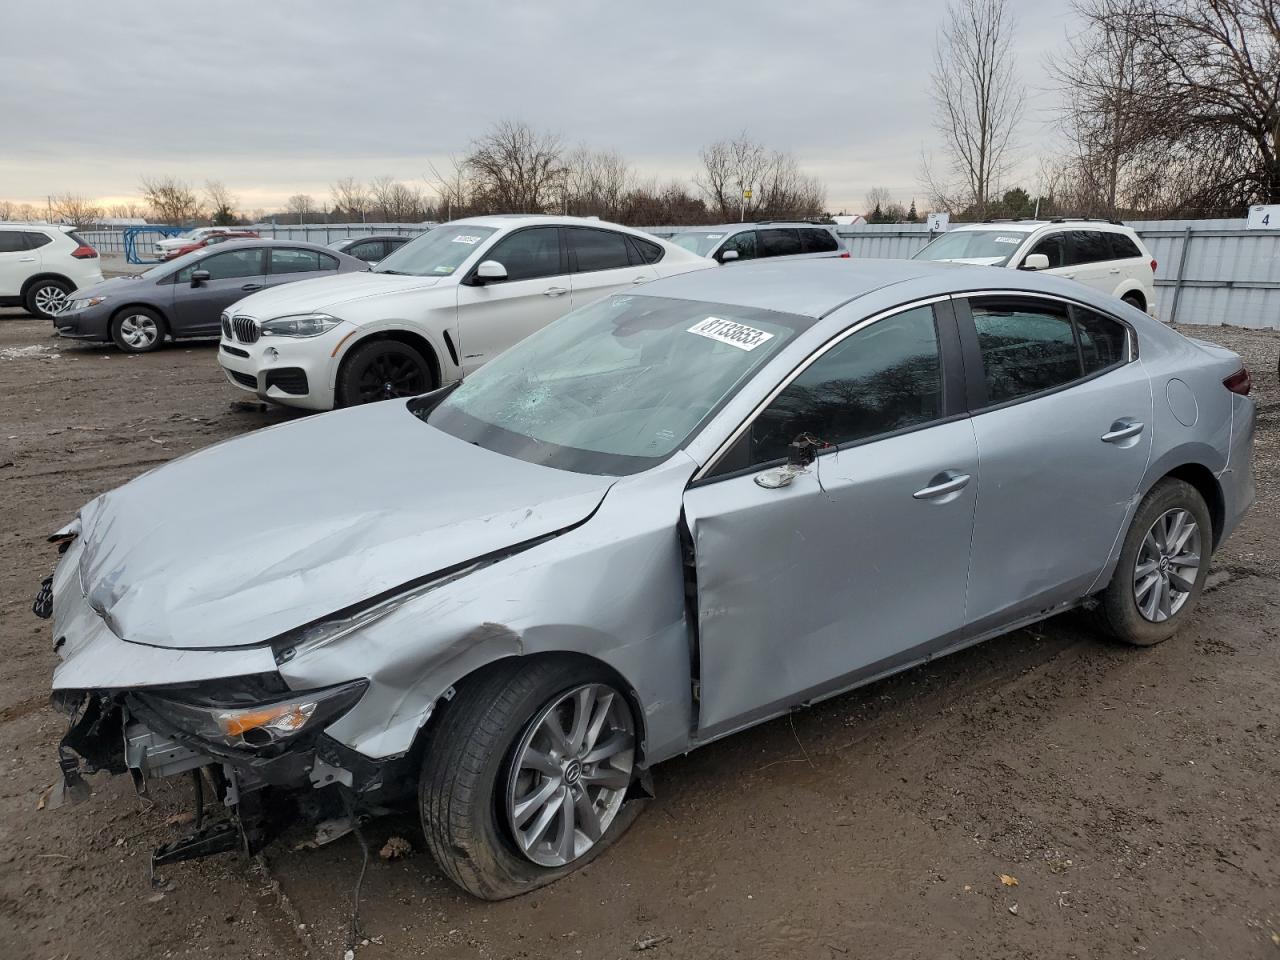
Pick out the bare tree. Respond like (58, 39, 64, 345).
(204, 180, 238, 225)
(367, 175, 398, 221)
(560, 146, 633, 218)
(926, 0, 1023, 216)
(16, 203, 36, 222)
(427, 157, 478, 221)
(330, 177, 368, 222)
(286, 194, 314, 224)
(141, 176, 200, 224)
(0, 200, 15, 220)
(696, 132, 826, 220)
(621, 178, 711, 225)
(106, 202, 147, 220)
(464, 120, 565, 213)
(51, 193, 103, 228)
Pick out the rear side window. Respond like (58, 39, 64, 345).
(758, 228, 801, 258)
(270, 248, 329, 274)
(800, 228, 839, 254)
(627, 235, 664, 265)
(1108, 233, 1143, 259)
(1075, 307, 1129, 374)
(0, 232, 27, 253)
(1025, 232, 1066, 268)
(971, 301, 1080, 404)
(1067, 230, 1112, 265)
(348, 240, 385, 262)
(25, 232, 53, 249)
(567, 227, 631, 273)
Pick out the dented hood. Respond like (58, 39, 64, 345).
(75, 401, 613, 650)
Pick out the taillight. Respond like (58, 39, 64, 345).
(1149, 258, 1157, 272)
(71, 244, 98, 259)
(839, 252, 850, 258)
(1223, 367, 1252, 396)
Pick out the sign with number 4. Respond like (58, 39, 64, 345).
(1246, 204, 1279, 229)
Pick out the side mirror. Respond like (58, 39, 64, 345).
(473, 260, 508, 284)
(1020, 253, 1050, 271)
(719, 249, 740, 263)
(190, 269, 211, 286)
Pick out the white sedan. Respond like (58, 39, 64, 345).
(216, 216, 713, 410)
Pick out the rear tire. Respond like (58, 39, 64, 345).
(110, 308, 166, 353)
(419, 657, 645, 900)
(335, 339, 433, 407)
(1121, 292, 1146, 313)
(25, 279, 72, 320)
(1095, 478, 1212, 646)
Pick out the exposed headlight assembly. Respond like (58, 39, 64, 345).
(259, 313, 342, 338)
(135, 679, 368, 751)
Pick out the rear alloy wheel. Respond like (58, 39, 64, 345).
(419, 657, 645, 900)
(25, 280, 72, 320)
(110, 308, 166, 353)
(336, 340, 432, 406)
(1095, 478, 1212, 646)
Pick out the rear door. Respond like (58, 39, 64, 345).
(566, 226, 657, 306)
(955, 294, 1152, 627)
(170, 247, 267, 336)
(0, 230, 35, 298)
(454, 226, 567, 374)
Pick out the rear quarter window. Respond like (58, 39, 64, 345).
(1109, 233, 1143, 259)
(800, 229, 839, 254)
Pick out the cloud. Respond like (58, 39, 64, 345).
(0, 0, 1076, 212)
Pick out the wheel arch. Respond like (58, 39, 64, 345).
(1118, 287, 1147, 311)
(20, 272, 75, 297)
(335, 328, 442, 392)
(1160, 461, 1224, 549)
(108, 301, 171, 327)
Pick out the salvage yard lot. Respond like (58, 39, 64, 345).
(2, 310, 1279, 960)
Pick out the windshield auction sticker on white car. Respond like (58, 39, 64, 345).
(994, 236, 1021, 244)
(451, 235, 483, 244)
(687, 317, 774, 351)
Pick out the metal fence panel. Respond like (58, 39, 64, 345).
(78, 222, 434, 255)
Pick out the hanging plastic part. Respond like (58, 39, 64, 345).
(754, 433, 829, 489)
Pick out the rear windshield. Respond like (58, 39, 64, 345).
(912, 230, 1028, 266)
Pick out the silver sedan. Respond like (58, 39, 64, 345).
(40, 259, 1255, 899)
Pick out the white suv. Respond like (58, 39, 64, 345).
(912, 219, 1158, 316)
(0, 224, 104, 319)
(217, 215, 713, 410)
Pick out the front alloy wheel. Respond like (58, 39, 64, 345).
(506, 683, 636, 867)
(1132, 508, 1202, 622)
(27, 281, 71, 319)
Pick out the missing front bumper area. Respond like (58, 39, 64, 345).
(52, 692, 398, 874)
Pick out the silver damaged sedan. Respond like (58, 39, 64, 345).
(39, 260, 1255, 899)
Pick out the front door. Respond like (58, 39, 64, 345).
(683, 302, 978, 737)
(454, 226, 568, 375)
(170, 247, 267, 336)
(564, 226, 657, 307)
(956, 294, 1153, 627)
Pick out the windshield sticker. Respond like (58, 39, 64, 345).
(705, 233, 723, 239)
(451, 235, 483, 245)
(687, 317, 775, 351)
(994, 236, 1022, 244)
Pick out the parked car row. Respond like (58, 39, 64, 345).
(42, 253, 1255, 902)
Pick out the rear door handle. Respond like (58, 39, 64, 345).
(543, 286, 568, 297)
(913, 470, 971, 500)
(1109, 267, 1121, 274)
(18, 257, 36, 262)
(1101, 419, 1144, 443)
(241, 283, 263, 291)
(632, 276, 649, 284)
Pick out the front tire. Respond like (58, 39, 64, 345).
(110, 308, 166, 353)
(419, 657, 644, 900)
(1095, 478, 1212, 646)
(335, 339, 433, 407)
(25, 279, 72, 320)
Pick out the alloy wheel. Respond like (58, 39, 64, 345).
(506, 683, 635, 868)
(1133, 508, 1201, 622)
(33, 285, 68, 316)
(356, 353, 427, 402)
(118, 314, 159, 349)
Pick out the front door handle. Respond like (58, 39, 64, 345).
(18, 257, 36, 262)
(913, 470, 971, 500)
(543, 286, 568, 297)
(632, 276, 649, 284)
(1101, 419, 1144, 443)
(1109, 267, 1121, 274)
(241, 283, 263, 291)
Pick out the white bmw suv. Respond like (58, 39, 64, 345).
(912, 218, 1158, 316)
(217, 216, 713, 410)
(0, 223, 104, 319)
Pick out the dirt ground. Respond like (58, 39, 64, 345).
(2, 301, 1279, 960)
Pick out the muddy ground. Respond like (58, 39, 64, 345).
(2, 302, 1278, 960)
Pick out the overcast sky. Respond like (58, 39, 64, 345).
(1, 1, 1079, 215)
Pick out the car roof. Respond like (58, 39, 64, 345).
(674, 222, 837, 232)
(638, 257, 1137, 320)
(0, 222, 73, 232)
(446, 215, 659, 235)
(951, 220, 1133, 234)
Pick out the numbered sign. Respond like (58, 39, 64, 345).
(1247, 204, 1279, 229)
(743, 189, 752, 199)
(926, 212, 950, 233)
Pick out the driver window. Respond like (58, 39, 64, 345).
(747, 305, 943, 465)
(176, 248, 263, 282)
(485, 227, 562, 281)
(1025, 233, 1066, 268)
(719, 230, 757, 261)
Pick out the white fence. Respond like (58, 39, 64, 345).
(78, 222, 434, 255)
(823, 219, 1279, 329)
